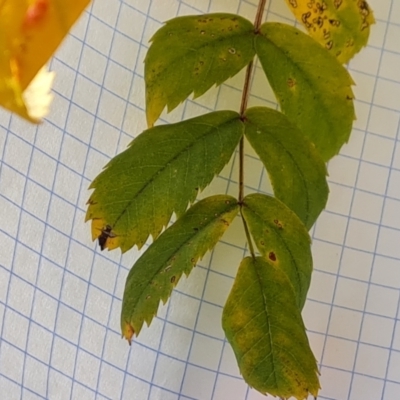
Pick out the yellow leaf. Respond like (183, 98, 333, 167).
(284, 0, 375, 64)
(0, 0, 90, 122)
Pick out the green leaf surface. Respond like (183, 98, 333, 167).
(86, 111, 243, 253)
(256, 22, 355, 161)
(145, 13, 255, 126)
(284, 0, 375, 64)
(222, 256, 320, 399)
(242, 193, 312, 309)
(121, 195, 239, 342)
(244, 107, 328, 229)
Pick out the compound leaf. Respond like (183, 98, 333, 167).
(244, 107, 328, 229)
(121, 195, 239, 342)
(285, 0, 375, 64)
(256, 22, 355, 161)
(145, 13, 255, 126)
(222, 256, 320, 399)
(86, 111, 243, 253)
(242, 193, 312, 309)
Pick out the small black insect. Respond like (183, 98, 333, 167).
(98, 225, 115, 251)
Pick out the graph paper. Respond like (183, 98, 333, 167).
(0, 0, 399, 399)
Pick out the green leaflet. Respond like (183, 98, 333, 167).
(222, 257, 320, 400)
(242, 193, 312, 309)
(244, 107, 328, 229)
(285, 0, 375, 64)
(86, 111, 243, 253)
(121, 195, 239, 342)
(145, 13, 255, 126)
(256, 22, 355, 161)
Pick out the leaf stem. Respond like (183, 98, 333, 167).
(239, 0, 268, 258)
(241, 211, 256, 258)
(254, 0, 268, 32)
(239, 60, 254, 118)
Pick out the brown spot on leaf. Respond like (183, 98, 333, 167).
(287, 78, 296, 88)
(361, 21, 369, 31)
(171, 276, 176, 284)
(302, 12, 312, 28)
(334, 0, 342, 9)
(329, 19, 341, 27)
(273, 219, 283, 229)
(269, 252, 277, 262)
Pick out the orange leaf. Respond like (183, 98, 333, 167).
(0, 0, 90, 122)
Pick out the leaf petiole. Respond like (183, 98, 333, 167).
(238, 0, 268, 256)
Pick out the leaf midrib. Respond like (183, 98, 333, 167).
(244, 203, 309, 305)
(246, 119, 313, 227)
(257, 31, 348, 140)
(129, 202, 238, 312)
(111, 118, 241, 228)
(249, 259, 279, 388)
(147, 28, 254, 86)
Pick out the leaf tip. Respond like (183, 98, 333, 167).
(122, 321, 135, 346)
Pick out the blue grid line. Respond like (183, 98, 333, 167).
(368, 33, 400, 400)
(0, 96, 22, 393)
(147, 1, 213, 396)
(316, 3, 396, 398)
(85, 3, 128, 398)
(97, 1, 149, 398)
(6, 147, 400, 219)
(0, 97, 41, 400)
(3, 259, 400, 350)
(349, 28, 399, 398)
(0, 152, 400, 394)
(4, 324, 400, 400)
(41, 4, 95, 399)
